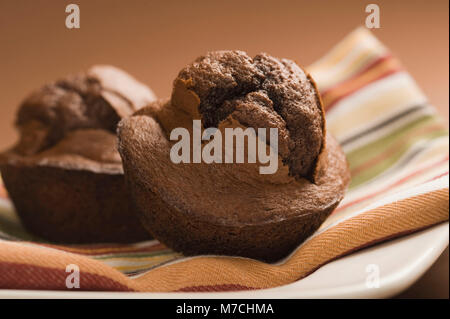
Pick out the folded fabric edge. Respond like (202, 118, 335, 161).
(0, 240, 139, 291)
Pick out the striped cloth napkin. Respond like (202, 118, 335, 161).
(0, 27, 448, 292)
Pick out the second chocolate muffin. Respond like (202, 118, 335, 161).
(0, 65, 156, 243)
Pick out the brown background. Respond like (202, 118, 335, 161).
(0, 0, 448, 298)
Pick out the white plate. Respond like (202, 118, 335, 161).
(0, 222, 448, 299)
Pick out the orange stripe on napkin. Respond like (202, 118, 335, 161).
(322, 55, 402, 110)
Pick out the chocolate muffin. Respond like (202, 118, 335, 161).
(0, 65, 156, 243)
(118, 51, 350, 261)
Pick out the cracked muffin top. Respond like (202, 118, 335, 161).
(3, 65, 156, 172)
(170, 50, 326, 181)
